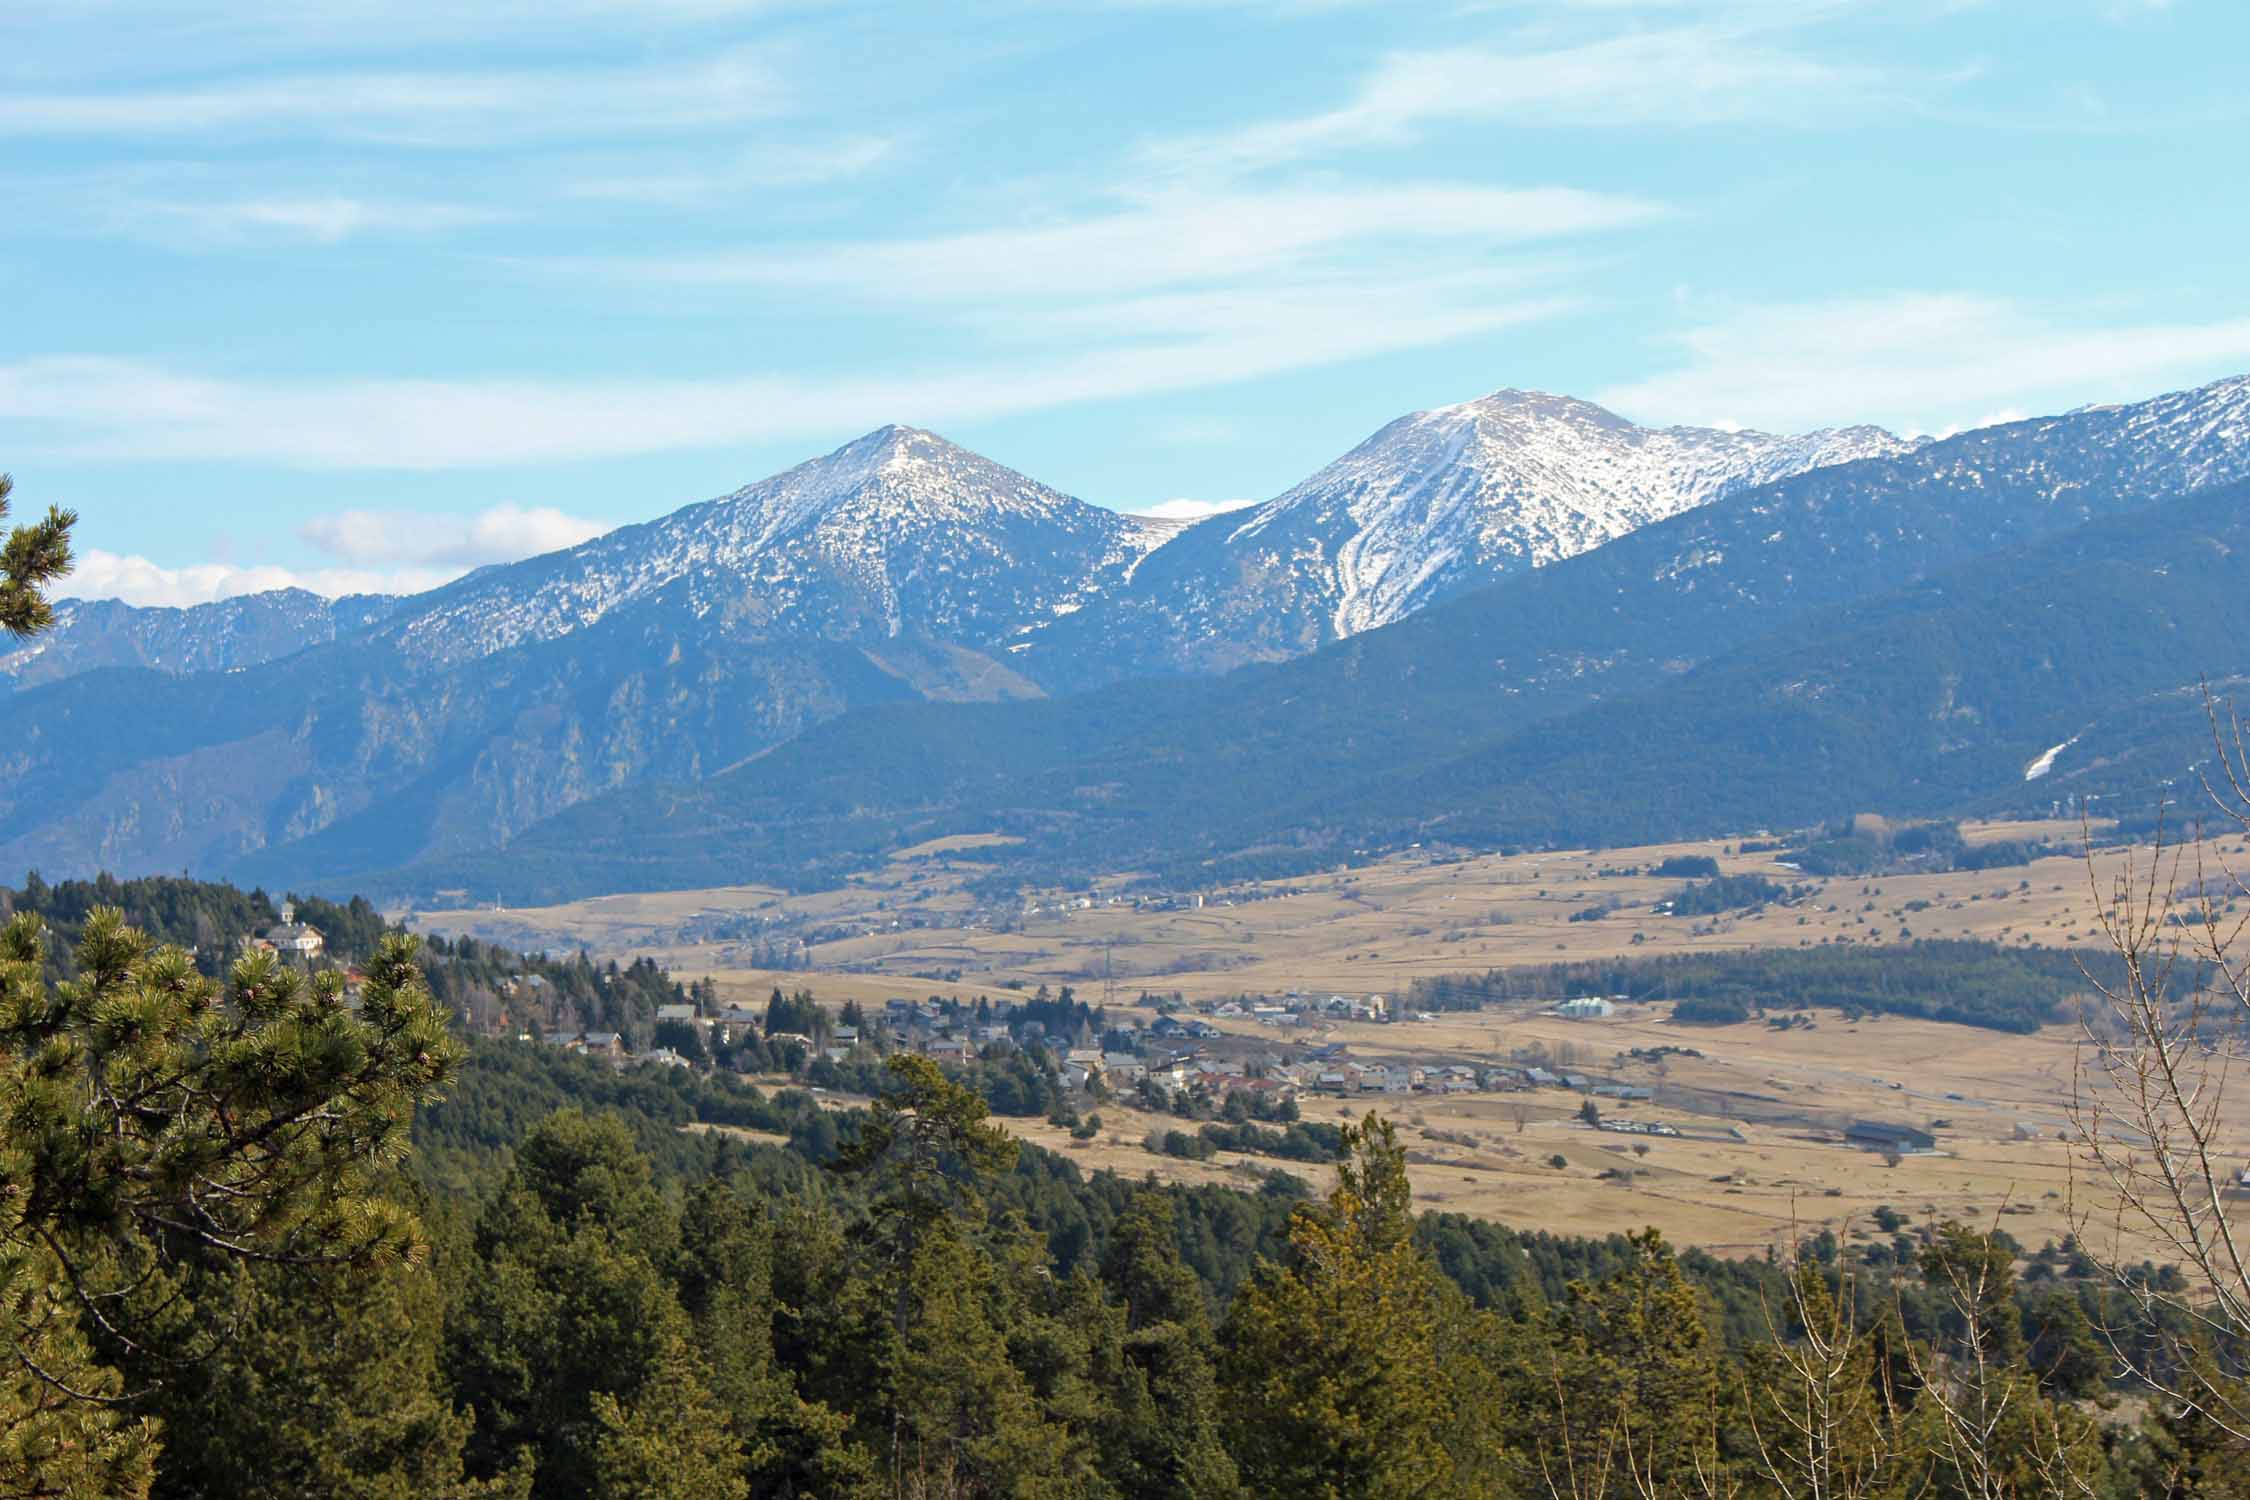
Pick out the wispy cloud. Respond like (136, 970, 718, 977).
(0, 48, 786, 145)
(607, 181, 1656, 302)
(3, 166, 1642, 468)
(0, 279, 1570, 468)
(117, 194, 506, 246)
(1594, 292, 2250, 434)
(1148, 24, 1933, 171)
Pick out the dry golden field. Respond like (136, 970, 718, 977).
(417, 820, 2250, 1259)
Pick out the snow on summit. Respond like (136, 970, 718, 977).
(1228, 389, 1918, 637)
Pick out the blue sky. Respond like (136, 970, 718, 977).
(4, 0, 2246, 604)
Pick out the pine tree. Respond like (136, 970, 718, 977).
(828, 1054, 1042, 1496)
(1219, 1114, 1487, 1500)
(1094, 1193, 1241, 1500)
(142, 1256, 526, 1500)
(589, 1328, 749, 1500)
(0, 472, 75, 639)
(0, 910, 460, 1499)
(676, 1179, 877, 1498)
(1526, 1228, 1725, 1500)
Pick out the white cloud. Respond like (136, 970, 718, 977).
(299, 503, 608, 566)
(1132, 497, 1261, 521)
(54, 503, 610, 606)
(1594, 292, 2250, 434)
(59, 550, 462, 608)
(0, 48, 785, 146)
(1147, 26, 1926, 171)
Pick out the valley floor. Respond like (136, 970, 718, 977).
(415, 820, 2250, 1259)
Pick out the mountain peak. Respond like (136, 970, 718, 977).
(1427, 388, 1634, 431)
(372, 422, 1157, 669)
(1208, 383, 1919, 642)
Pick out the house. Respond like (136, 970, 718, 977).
(259, 921, 325, 958)
(655, 1002, 700, 1027)
(1846, 1120, 1938, 1154)
(712, 1007, 763, 1043)
(1558, 997, 1615, 1020)
(639, 1047, 693, 1069)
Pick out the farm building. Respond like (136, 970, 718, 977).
(1846, 1120, 1937, 1154)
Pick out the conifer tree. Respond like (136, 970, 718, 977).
(1219, 1114, 1487, 1500)
(1528, 1228, 1726, 1500)
(0, 903, 460, 1498)
(0, 473, 75, 639)
(588, 1327, 749, 1500)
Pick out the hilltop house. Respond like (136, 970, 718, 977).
(257, 920, 325, 958)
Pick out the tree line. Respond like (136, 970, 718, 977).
(1407, 940, 2131, 1033)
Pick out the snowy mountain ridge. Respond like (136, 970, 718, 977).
(1229, 389, 1921, 638)
(1012, 389, 1926, 687)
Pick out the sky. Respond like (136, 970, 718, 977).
(4, 0, 2247, 605)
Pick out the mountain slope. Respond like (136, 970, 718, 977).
(1327, 476, 2250, 853)
(1017, 392, 1916, 687)
(382, 374, 2250, 902)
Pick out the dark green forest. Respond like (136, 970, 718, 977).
(1407, 940, 2132, 1033)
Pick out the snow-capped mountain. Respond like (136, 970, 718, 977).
(12, 373, 2250, 896)
(1247, 391, 1915, 635)
(1016, 391, 1917, 687)
(442, 373, 2250, 906)
(377, 425, 1171, 671)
